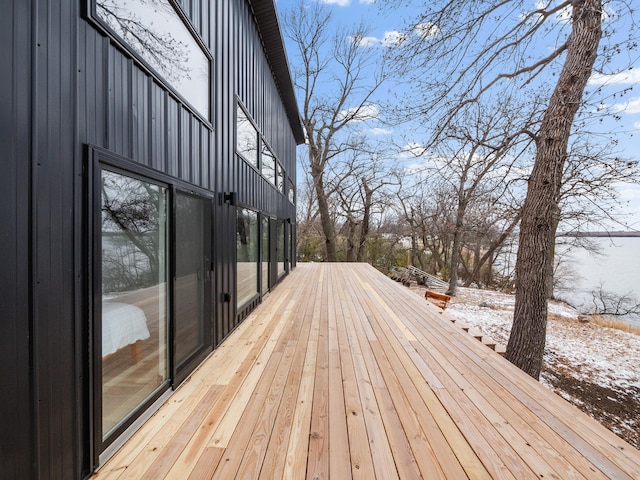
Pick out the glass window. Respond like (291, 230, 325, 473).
(277, 220, 285, 277)
(261, 144, 276, 186)
(96, 0, 210, 119)
(261, 216, 270, 295)
(277, 162, 285, 194)
(100, 169, 169, 439)
(237, 208, 259, 307)
(174, 191, 211, 374)
(236, 106, 259, 167)
(288, 180, 295, 204)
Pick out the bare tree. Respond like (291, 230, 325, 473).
(285, 1, 386, 261)
(96, 0, 191, 82)
(387, 0, 637, 378)
(331, 145, 399, 261)
(426, 96, 536, 296)
(591, 283, 640, 316)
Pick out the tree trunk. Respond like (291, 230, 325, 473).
(506, 0, 602, 379)
(356, 184, 372, 263)
(346, 217, 357, 262)
(447, 235, 461, 295)
(311, 164, 338, 261)
(447, 202, 466, 296)
(463, 211, 522, 287)
(545, 215, 560, 299)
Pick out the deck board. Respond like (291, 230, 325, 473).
(93, 263, 640, 479)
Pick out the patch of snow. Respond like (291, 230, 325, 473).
(425, 286, 640, 391)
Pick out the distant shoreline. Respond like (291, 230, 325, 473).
(559, 231, 640, 238)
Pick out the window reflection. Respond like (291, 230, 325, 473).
(237, 106, 259, 167)
(237, 208, 259, 307)
(96, 0, 210, 119)
(261, 217, 270, 295)
(262, 144, 276, 186)
(101, 170, 169, 438)
(277, 220, 285, 277)
(288, 180, 295, 204)
(277, 161, 285, 193)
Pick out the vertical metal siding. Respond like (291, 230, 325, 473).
(151, 84, 167, 172)
(132, 68, 150, 164)
(32, 0, 80, 477)
(78, 22, 107, 148)
(166, 96, 180, 177)
(0, 0, 299, 477)
(0, 0, 34, 477)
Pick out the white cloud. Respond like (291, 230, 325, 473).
(612, 97, 640, 114)
(351, 30, 407, 48)
(369, 127, 392, 135)
(554, 4, 572, 23)
(589, 69, 640, 86)
(382, 30, 407, 47)
(349, 35, 379, 48)
(338, 103, 380, 122)
(318, 0, 351, 6)
(633, 121, 640, 130)
(414, 22, 440, 38)
(398, 142, 427, 158)
(359, 0, 376, 4)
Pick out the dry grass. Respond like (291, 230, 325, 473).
(586, 314, 640, 335)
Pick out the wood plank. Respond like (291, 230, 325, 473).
(326, 266, 352, 480)
(282, 272, 322, 480)
(162, 291, 294, 479)
(258, 267, 319, 480)
(334, 275, 377, 480)
(338, 273, 400, 480)
(306, 272, 330, 479)
(233, 278, 314, 479)
(233, 343, 297, 479)
(94, 263, 640, 480)
(187, 447, 224, 480)
(350, 269, 491, 479)
(137, 385, 225, 480)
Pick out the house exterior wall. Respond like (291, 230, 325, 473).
(0, 0, 300, 478)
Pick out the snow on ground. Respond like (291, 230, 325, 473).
(442, 286, 640, 391)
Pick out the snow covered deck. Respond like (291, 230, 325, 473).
(94, 263, 640, 479)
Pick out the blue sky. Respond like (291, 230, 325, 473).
(275, 0, 640, 230)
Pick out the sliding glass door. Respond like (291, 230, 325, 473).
(94, 156, 218, 460)
(261, 216, 270, 295)
(99, 169, 170, 443)
(174, 190, 212, 383)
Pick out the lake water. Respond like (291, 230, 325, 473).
(555, 237, 640, 328)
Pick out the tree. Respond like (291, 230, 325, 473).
(333, 147, 398, 261)
(285, 1, 386, 261)
(430, 96, 535, 296)
(96, 0, 191, 82)
(388, 0, 637, 378)
(507, 1, 603, 378)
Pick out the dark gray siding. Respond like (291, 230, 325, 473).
(226, 0, 298, 215)
(0, 0, 299, 477)
(32, 0, 80, 477)
(0, 1, 34, 478)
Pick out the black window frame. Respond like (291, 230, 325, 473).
(235, 101, 260, 169)
(87, 145, 216, 466)
(85, 0, 213, 126)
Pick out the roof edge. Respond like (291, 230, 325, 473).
(248, 0, 305, 145)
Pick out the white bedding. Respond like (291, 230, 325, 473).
(102, 302, 150, 356)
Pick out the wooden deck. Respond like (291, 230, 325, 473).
(94, 263, 640, 479)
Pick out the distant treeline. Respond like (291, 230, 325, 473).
(559, 231, 640, 238)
